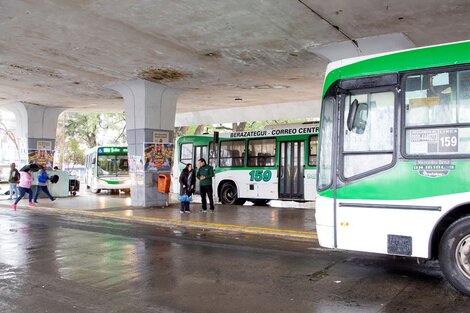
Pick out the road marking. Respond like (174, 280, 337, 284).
(0, 204, 318, 240)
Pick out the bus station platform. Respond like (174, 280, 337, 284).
(0, 186, 317, 242)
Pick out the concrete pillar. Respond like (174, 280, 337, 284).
(108, 79, 183, 207)
(1, 102, 64, 166)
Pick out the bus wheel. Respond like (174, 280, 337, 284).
(252, 199, 270, 206)
(439, 216, 470, 296)
(220, 182, 240, 205)
(234, 198, 246, 205)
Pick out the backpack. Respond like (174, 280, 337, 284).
(38, 170, 48, 183)
(9, 170, 19, 183)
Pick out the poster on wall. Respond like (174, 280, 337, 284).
(129, 155, 144, 173)
(143, 143, 174, 172)
(28, 149, 54, 169)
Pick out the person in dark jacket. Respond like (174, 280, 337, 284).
(8, 163, 20, 200)
(196, 158, 215, 213)
(179, 163, 196, 213)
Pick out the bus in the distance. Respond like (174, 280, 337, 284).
(172, 124, 318, 205)
(85, 146, 130, 194)
(316, 40, 470, 295)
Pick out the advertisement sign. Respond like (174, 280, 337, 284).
(28, 149, 54, 169)
(143, 143, 173, 172)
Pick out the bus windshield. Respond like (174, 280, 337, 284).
(97, 154, 128, 176)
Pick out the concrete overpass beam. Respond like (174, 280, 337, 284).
(108, 79, 183, 207)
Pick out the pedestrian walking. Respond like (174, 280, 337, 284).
(196, 158, 215, 213)
(8, 163, 20, 200)
(179, 163, 195, 213)
(12, 167, 35, 210)
(34, 167, 56, 204)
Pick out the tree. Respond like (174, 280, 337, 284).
(0, 112, 21, 161)
(63, 112, 127, 149)
(55, 112, 127, 168)
(62, 138, 85, 166)
(64, 112, 101, 148)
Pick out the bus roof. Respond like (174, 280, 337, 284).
(323, 40, 470, 97)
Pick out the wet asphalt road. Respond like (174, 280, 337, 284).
(0, 210, 468, 313)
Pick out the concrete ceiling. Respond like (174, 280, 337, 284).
(0, 0, 469, 124)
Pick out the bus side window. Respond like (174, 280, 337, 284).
(247, 138, 275, 167)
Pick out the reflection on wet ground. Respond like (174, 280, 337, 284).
(1, 187, 317, 233)
(0, 209, 468, 313)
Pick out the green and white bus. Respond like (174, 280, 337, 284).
(316, 40, 470, 295)
(172, 124, 318, 205)
(85, 146, 130, 194)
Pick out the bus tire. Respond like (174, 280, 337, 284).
(252, 199, 270, 206)
(220, 182, 242, 205)
(234, 198, 246, 205)
(439, 216, 470, 296)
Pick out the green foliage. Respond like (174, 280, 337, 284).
(62, 138, 85, 165)
(175, 118, 312, 136)
(57, 112, 126, 166)
(64, 112, 126, 148)
(244, 118, 310, 131)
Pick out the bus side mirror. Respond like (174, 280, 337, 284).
(347, 99, 368, 134)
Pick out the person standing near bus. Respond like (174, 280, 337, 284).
(197, 158, 215, 213)
(179, 163, 196, 213)
(8, 163, 20, 200)
(12, 167, 35, 210)
(34, 166, 56, 203)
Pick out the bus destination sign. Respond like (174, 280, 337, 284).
(98, 147, 128, 155)
(228, 126, 319, 138)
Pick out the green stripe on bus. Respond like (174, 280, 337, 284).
(321, 161, 470, 201)
(100, 180, 123, 185)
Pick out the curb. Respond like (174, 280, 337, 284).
(0, 204, 317, 241)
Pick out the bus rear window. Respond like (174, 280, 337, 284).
(180, 143, 193, 164)
(308, 136, 318, 166)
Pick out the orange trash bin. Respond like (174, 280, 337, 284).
(157, 174, 171, 193)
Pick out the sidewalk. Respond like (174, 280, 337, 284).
(0, 187, 317, 241)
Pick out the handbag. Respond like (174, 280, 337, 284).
(178, 194, 193, 202)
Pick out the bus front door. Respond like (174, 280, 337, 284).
(279, 141, 304, 199)
(193, 145, 208, 195)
